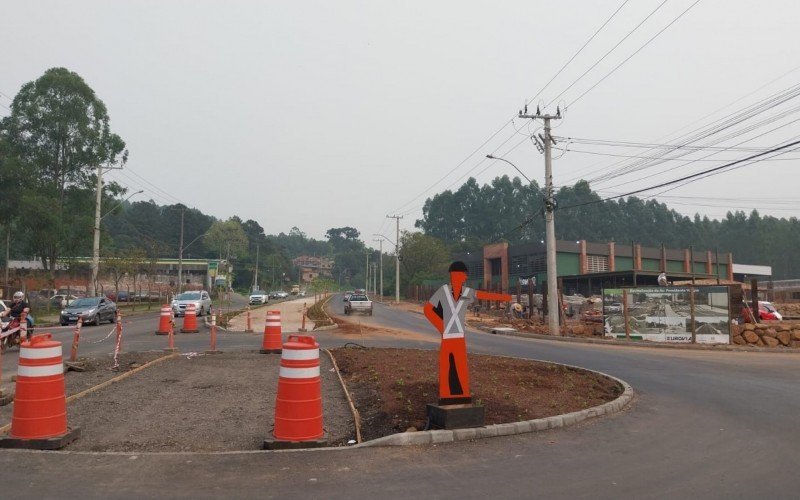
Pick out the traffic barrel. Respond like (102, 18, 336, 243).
(260, 310, 283, 354)
(155, 305, 171, 335)
(0, 334, 80, 449)
(264, 335, 326, 449)
(180, 304, 200, 333)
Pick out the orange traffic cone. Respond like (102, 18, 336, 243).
(260, 310, 283, 354)
(155, 305, 171, 335)
(263, 335, 326, 449)
(180, 304, 200, 333)
(0, 334, 80, 449)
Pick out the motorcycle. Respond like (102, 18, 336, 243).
(0, 315, 35, 353)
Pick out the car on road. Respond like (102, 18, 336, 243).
(249, 290, 269, 305)
(171, 290, 212, 317)
(60, 296, 118, 326)
(275, 291, 289, 299)
(344, 294, 373, 315)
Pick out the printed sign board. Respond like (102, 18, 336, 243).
(603, 286, 731, 344)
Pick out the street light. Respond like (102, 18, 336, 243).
(91, 189, 143, 297)
(486, 153, 560, 336)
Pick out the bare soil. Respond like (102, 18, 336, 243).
(332, 346, 623, 442)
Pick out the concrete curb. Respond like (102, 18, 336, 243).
(354, 362, 634, 448)
(473, 323, 800, 354)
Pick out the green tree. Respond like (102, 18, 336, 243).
(1, 67, 127, 269)
(398, 231, 450, 288)
(204, 219, 249, 261)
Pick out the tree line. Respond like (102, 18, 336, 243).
(415, 175, 800, 279)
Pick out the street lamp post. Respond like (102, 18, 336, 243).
(91, 189, 143, 297)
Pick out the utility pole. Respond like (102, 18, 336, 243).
(372, 262, 378, 297)
(365, 250, 370, 292)
(253, 243, 260, 292)
(518, 106, 561, 335)
(386, 215, 403, 303)
(177, 206, 185, 294)
(91, 162, 125, 297)
(373, 237, 383, 302)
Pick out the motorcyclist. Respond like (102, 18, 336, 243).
(1, 291, 34, 329)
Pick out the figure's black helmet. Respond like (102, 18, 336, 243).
(448, 261, 468, 273)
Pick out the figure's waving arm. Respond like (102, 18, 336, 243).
(476, 290, 512, 302)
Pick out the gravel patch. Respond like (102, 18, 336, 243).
(64, 350, 355, 452)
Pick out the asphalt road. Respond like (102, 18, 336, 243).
(3, 294, 800, 498)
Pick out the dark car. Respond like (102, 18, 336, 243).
(60, 297, 117, 326)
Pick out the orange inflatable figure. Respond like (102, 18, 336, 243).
(424, 261, 512, 404)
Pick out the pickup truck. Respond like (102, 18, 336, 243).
(344, 294, 372, 316)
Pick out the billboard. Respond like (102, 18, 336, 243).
(603, 286, 731, 344)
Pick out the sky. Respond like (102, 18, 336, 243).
(1, 0, 799, 250)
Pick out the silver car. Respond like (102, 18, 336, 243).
(171, 290, 212, 317)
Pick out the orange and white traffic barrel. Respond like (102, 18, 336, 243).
(155, 305, 171, 335)
(180, 304, 200, 334)
(0, 334, 80, 449)
(264, 335, 326, 449)
(260, 310, 283, 354)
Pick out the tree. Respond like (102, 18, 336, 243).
(204, 219, 249, 261)
(1, 67, 128, 269)
(398, 232, 450, 288)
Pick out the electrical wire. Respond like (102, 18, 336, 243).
(566, 0, 703, 108)
(559, 137, 800, 211)
(388, 0, 630, 215)
(545, 0, 671, 108)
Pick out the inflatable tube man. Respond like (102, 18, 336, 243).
(424, 261, 512, 405)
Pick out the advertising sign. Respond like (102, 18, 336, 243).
(603, 286, 731, 344)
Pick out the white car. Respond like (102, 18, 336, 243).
(249, 290, 269, 305)
(171, 290, 212, 317)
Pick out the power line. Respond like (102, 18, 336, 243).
(388, 0, 629, 215)
(560, 137, 800, 211)
(545, 0, 671, 108)
(566, 0, 703, 108)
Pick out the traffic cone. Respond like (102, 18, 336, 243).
(260, 310, 283, 354)
(155, 305, 171, 335)
(0, 334, 80, 449)
(263, 335, 326, 449)
(180, 304, 200, 333)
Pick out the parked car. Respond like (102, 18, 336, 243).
(51, 294, 79, 308)
(275, 291, 289, 299)
(759, 301, 783, 321)
(171, 290, 213, 317)
(605, 302, 623, 314)
(249, 290, 269, 305)
(60, 297, 117, 326)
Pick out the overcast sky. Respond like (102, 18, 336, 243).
(1, 1, 798, 249)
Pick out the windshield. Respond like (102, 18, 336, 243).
(350, 295, 368, 301)
(177, 292, 201, 300)
(71, 298, 100, 308)
(762, 303, 777, 313)
(251, 291, 266, 295)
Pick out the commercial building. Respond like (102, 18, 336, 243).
(455, 240, 733, 296)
